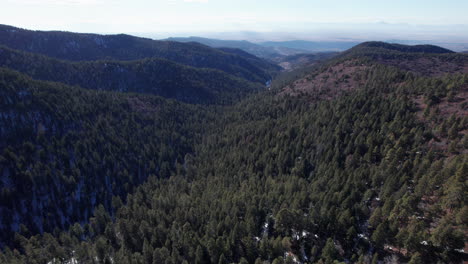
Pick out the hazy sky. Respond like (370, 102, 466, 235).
(2, 0, 468, 42)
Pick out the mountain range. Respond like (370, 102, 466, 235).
(0, 25, 280, 104)
(166, 37, 359, 59)
(0, 25, 467, 264)
(166, 37, 301, 58)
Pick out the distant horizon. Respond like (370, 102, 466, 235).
(3, 22, 468, 52)
(2, 0, 468, 49)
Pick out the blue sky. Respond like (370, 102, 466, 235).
(2, 0, 468, 42)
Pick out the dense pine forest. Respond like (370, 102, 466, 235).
(0, 26, 467, 264)
(0, 46, 266, 104)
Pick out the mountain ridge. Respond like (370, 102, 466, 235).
(166, 36, 305, 58)
(350, 41, 455, 54)
(0, 24, 280, 83)
(275, 41, 468, 99)
(0, 45, 263, 104)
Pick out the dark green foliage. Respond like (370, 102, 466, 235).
(0, 46, 266, 104)
(322, 238, 338, 263)
(354, 41, 455, 54)
(0, 68, 213, 246)
(0, 24, 280, 82)
(0, 41, 466, 264)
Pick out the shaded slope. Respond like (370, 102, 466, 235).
(0, 24, 280, 83)
(0, 46, 263, 104)
(0, 68, 212, 245)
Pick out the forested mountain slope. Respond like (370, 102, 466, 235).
(351, 42, 455, 54)
(338, 42, 468, 77)
(0, 25, 280, 83)
(0, 68, 214, 247)
(275, 41, 468, 99)
(0, 46, 262, 104)
(0, 42, 466, 264)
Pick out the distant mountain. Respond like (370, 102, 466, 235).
(167, 36, 277, 58)
(350, 41, 455, 54)
(335, 41, 466, 76)
(276, 41, 468, 99)
(259, 40, 360, 52)
(0, 25, 280, 83)
(0, 46, 262, 104)
(271, 41, 461, 88)
(165, 37, 347, 71)
(166, 36, 304, 58)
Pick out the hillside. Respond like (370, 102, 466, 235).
(0, 41, 466, 264)
(277, 42, 468, 100)
(334, 41, 468, 77)
(0, 68, 216, 247)
(351, 41, 455, 54)
(0, 46, 262, 104)
(0, 25, 280, 83)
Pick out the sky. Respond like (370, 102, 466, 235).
(2, 0, 468, 44)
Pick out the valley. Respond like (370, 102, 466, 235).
(0, 25, 466, 264)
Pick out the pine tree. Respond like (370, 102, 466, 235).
(322, 238, 338, 262)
